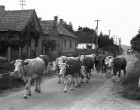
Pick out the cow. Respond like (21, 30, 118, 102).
(112, 56, 127, 82)
(11, 55, 50, 99)
(52, 56, 67, 83)
(80, 56, 94, 83)
(105, 56, 114, 78)
(58, 57, 82, 93)
(94, 54, 101, 73)
(100, 54, 106, 73)
(105, 56, 127, 82)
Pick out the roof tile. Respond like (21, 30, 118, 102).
(0, 10, 35, 31)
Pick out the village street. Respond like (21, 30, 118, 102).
(0, 53, 139, 110)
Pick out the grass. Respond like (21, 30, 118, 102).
(121, 54, 140, 100)
(0, 61, 14, 74)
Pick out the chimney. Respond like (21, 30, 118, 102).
(60, 19, 63, 25)
(0, 5, 5, 12)
(54, 16, 58, 22)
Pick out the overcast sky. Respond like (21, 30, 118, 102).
(1, 0, 140, 46)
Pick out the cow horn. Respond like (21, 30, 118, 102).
(10, 61, 15, 64)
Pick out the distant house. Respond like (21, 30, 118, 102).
(0, 5, 42, 60)
(77, 43, 95, 49)
(40, 16, 77, 57)
(75, 31, 96, 50)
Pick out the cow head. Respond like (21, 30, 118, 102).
(81, 66, 87, 77)
(58, 63, 70, 77)
(11, 59, 29, 77)
(52, 61, 59, 72)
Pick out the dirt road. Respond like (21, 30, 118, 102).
(0, 54, 139, 110)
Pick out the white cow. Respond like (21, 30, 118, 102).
(11, 56, 49, 99)
(52, 56, 67, 83)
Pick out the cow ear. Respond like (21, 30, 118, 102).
(10, 61, 15, 64)
(22, 61, 29, 65)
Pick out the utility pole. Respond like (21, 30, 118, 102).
(116, 36, 118, 45)
(20, 0, 26, 12)
(108, 30, 111, 39)
(95, 19, 100, 53)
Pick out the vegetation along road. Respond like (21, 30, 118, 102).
(0, 53, 140, 110)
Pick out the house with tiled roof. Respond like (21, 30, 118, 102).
(40, 16, 77, 57)
(0, 5, 42, 60)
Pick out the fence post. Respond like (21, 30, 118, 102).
(43, 47, 45, 55)
(7, 47, 11, 62)
(36, 47, 39, 57)
(28, 47, 31, 58)
(19, 47, 21, 59)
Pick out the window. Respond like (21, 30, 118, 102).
(70, 40, 72, 48)
(65, 39, 66, 47)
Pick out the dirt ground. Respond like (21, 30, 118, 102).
(80, 53, 140, 110)
(0, 53, 140, 110)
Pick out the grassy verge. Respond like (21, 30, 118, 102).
(121, 54, 140, 100)
(0, 61, 14, 74)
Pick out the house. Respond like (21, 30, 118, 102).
(0, 5, 42, 60)
(40, 16, 77, 58)
(75, 31, 96, 54)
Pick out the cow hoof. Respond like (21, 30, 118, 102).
(64, 90, 67, 93)
(35, 89, 38, 92)
(58, 81, 60, 84)
(75, 86, 77, 88)
(79, 84, 81, 87)
(23, 96, 28, 99)
(28, 93, 31, 96)
(112, 79, 115, 82)
(71, 89, 73, 91)
(86, 81, 89, 83)
(37, 90, 41, 93)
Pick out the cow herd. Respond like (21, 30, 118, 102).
(10, 53, 127, 99)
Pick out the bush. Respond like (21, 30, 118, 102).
(121, 54, 140, 100)
(0, 76, 24, 92)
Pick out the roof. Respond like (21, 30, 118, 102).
(40, 20, 58, 36)
(40, 20, 77, 38)
(56, 23, 77, 38)
(75, 31, 96, 43)
(0, 9, 35, 31)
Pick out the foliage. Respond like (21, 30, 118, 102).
(42, 39, 56, 52)
(130, 27, 140, 51)
(63, 21, 75, 34)
(121, 54, 140, 100)
(75, 27, 121, 54)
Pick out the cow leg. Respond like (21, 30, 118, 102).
(86, 76, 89, 83)
(123, 69, 126, 77)
(77, 77, 81, 87)
(112, 75, 115, 82)
(71, 76, 74, 91)
(117, 71, 121, 82)
(24, 77, 32, 99)
(35, 78, 39, 92)
(58, 74, 61, 83)
(74, 77, 77, 88)
(80, 77, 83, 84)
(64, 77, 68, 93)
(38, 77, 42, 93)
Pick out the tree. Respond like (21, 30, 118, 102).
(42, 39, 56, 52)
